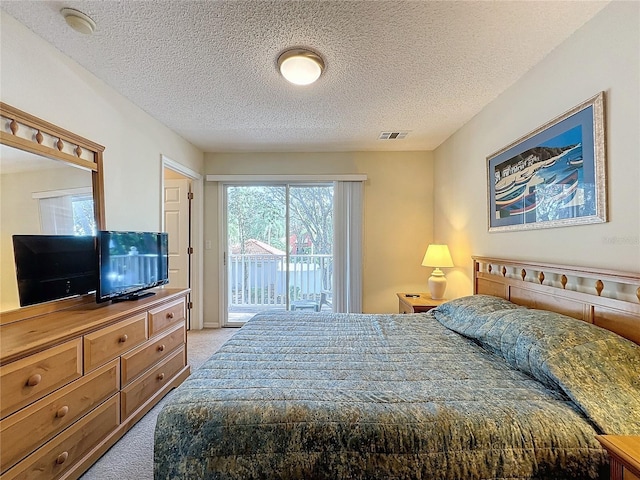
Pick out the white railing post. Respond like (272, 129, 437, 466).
(227, 253, 332, 309)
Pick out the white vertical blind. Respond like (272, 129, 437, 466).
(33, 186, 92, 235)
(39, 195, 74, 234)
(333, 181, 363, 313)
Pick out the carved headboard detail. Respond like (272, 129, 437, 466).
(473, 256, 640, 345)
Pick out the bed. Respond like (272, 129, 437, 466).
(154, 257, 640, 479)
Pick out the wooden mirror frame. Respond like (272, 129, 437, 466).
(0, 102, 106, 323)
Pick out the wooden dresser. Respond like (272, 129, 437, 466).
(0, 288, 190, 480)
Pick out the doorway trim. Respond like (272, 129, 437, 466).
(161, 154, 204, 330)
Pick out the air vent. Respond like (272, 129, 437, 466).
(378, 131, 409, 140)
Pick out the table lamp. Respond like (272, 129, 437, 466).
(421, 244, 454, 300)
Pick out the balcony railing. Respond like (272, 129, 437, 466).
(105, 254, 161, 287)
(228, 254, 332, 308)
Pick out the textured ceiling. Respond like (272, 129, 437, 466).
(1, 1, 609, 153)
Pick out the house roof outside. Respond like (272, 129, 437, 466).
(230, 239, 286, 256)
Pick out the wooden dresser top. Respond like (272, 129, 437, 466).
(0, 288, 188, 365)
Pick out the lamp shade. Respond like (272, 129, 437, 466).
(421, 244, 454, 268)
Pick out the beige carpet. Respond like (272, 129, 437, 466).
(79, 327, 239, 480)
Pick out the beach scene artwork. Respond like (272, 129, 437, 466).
(488, 92, 605, 232)
(492, 124, 595, 227)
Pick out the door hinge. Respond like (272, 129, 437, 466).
(223, 251, 226, 266)
(187, 192, 194, 200)
(187, 246, 194, 255)
(187, 301, 193, 310)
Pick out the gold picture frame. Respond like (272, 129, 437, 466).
(487, 92, 606, 232)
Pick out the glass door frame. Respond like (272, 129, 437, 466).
(219, 181, 333, 327)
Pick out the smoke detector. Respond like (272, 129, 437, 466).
(61, 8, 96, 35)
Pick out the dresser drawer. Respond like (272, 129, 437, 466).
(1, 394, 119, 480)
(0, 340, 82, 420)
(84, 313, 148, 372)
(121, 346, 185, 420)
(121, 323, 185, 386)
(0, 359, 119, 473)
(148, 298, 185, 336)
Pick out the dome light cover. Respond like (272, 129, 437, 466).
(278, 49, 324, 86)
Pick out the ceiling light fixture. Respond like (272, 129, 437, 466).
(278, 49, 324, 86)
(60, 8, 96, 35)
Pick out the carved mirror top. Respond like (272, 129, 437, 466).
(0, 103, 105, 321)
(1, 103, 105, 222)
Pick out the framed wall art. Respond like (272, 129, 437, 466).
(487, 92, 606, 232)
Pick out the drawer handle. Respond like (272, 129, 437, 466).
(27, 374, 42, 387)
(56, 451, 69, 465)
(157, 344, 166, 352)
(56, 405, 69, 418)
(157, 372, 165, 381)
(119, 334, 128, 343)
(166, 312, 174, 319)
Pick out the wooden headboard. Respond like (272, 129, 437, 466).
(473, 256, 640, 345)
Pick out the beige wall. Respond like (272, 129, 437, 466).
(433, 1, 640, 299)
(203, 151, 434, 325)
(0, 13, 203, 233)
(4, 4, 636, 322)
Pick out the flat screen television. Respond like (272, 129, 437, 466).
(96, 231, 169, 303)
(12, 234, 97, 307)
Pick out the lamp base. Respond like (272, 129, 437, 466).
(428, 268, 447, 300)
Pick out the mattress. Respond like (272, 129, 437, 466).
(152, 297, 640, 479)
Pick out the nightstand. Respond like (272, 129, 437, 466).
(396, 292, 446, 314)
(596, 435, 640, 480)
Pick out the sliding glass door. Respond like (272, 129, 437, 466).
(223, 183, 334, 326)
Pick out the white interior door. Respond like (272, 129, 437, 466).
(162, 156, 203, 330)
(164, 178, 190, 289)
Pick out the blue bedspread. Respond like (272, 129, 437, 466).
(153, 296, 639, 479)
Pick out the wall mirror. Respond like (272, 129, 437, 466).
(0, 102, 105, 319)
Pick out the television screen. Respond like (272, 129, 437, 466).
(12, 235, 97, 307)
(96, 231, 169, 303)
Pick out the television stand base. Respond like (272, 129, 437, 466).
(112, 291, 156, 302)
